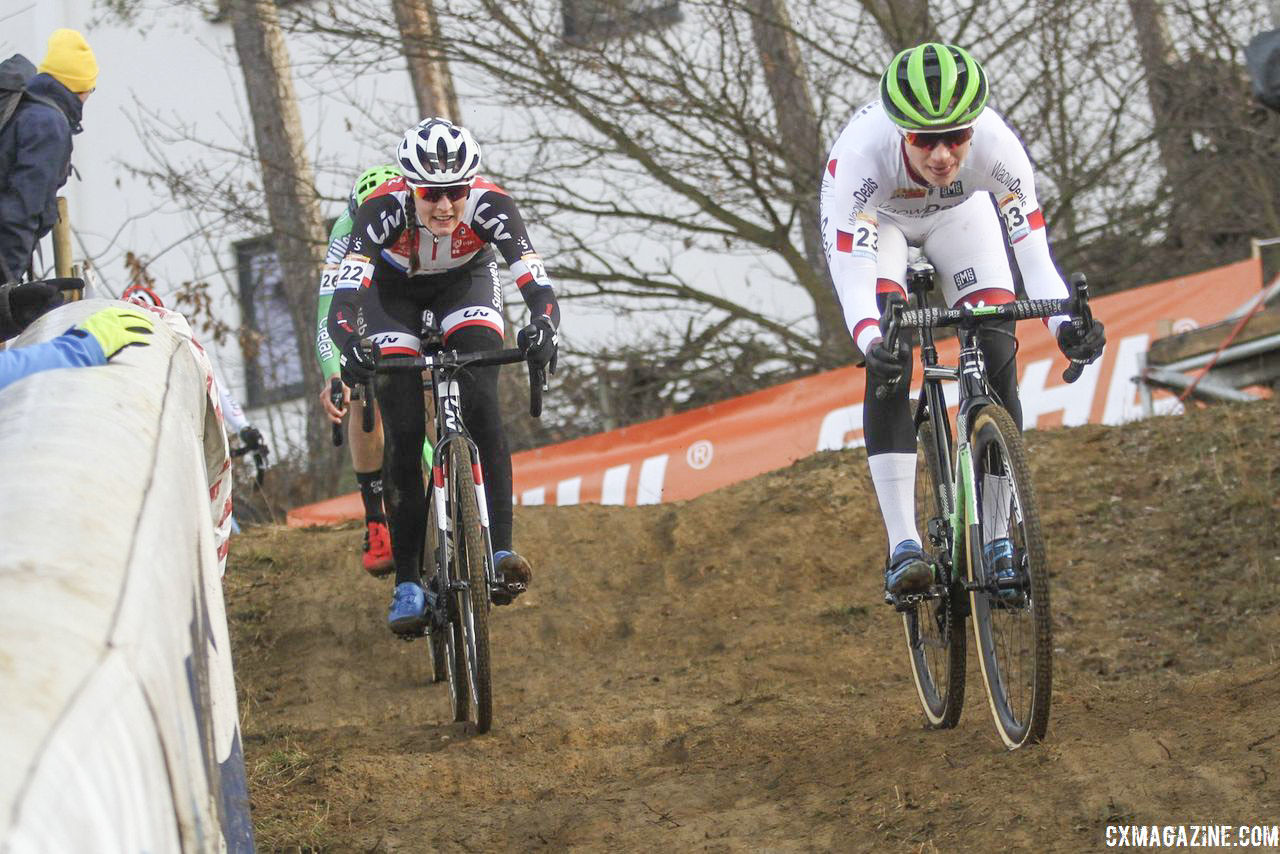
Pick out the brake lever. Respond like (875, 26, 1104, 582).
(874, 295, 905, 400)
(1062, 273, 1093, 384)
(329, 376, 345, 446)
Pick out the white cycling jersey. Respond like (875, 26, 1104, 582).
(820, 101, 1069, 354)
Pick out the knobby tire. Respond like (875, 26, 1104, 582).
(449, 442, 493, 734)
(968, 405, 1052, 748)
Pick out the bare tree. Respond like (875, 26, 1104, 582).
(748, 0, 852, 361)
(392, 0, 461, 118)
(859, 0, 933, 52)
(226, 0, 337, 494)
(100, 0, 1280, 454)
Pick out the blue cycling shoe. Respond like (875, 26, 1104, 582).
(388, 581, 427, 634)
(884, 539, 933, 597)
(983, 537, 1024, 606)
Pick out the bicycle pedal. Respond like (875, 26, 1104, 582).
(491, 579, 526, 606)
(395, 626, 425, 642)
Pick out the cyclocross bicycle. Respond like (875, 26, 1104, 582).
(879, 261, 1094, 749)
(375, 337, 546, 734)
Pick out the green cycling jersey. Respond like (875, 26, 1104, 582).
(316, 206, 434, 468)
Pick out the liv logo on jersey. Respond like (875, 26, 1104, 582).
(475, 202, 510, 240)
(367, 207, 405, 244)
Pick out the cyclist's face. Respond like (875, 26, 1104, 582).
(902, 134, 971, 188)
(414, 190, 468, 237)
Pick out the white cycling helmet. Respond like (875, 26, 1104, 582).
(396, 118, 482, 186)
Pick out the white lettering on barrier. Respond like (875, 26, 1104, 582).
(637, 455, 669, 505)
(601, 464, 630, 505)
(557, 477, 582, 506)
(1018, 356, 1100, 427)
(815, 382, 963, 452)
(817, 403, 864, 451)
(521, 487, 546, 506)
(1101, 333, 1182, 422)
(1102, 334, 1148, 424)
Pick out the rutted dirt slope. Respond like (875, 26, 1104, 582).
(226, 401, 1280, 852)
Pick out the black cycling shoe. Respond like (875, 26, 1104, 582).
(491, 550, 531, 605)
(884, 540, 933, 597)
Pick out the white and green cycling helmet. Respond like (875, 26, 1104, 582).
(348, 164, 401, 217)
(880, 42, 989, 131)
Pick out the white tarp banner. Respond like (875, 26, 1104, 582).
(0, 300, 252, 853)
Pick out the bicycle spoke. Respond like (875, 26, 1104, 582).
(969, 405, 1052, 749)
(901, 419, 966, 729)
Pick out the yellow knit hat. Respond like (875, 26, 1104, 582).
(37, 29, 98, 94)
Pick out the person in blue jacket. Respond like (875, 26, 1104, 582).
(0, 29, 98, 281)
(0, 290, 153, 391)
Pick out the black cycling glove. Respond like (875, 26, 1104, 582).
(517, 315, 558, 369)
(339, 337, 378, 385)
(0, 281, 64, 341)
(1056, 320, 1106, 364)
(864, 335, 910, 384)
(239, 425, 268, 455)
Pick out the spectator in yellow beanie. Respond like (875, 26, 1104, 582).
(0, 29, 95, 282)
(37, 29, 98, 96)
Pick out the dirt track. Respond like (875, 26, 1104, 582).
(226, 400, 1280, 852)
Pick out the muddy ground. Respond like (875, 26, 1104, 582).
(226, 400, 1280, 852)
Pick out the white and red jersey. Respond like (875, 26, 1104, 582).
(820, 101, 1069, 353)
(329, 174, 559, 334)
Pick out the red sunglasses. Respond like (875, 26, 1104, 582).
(902, 126, 974, 150)
(413, 184, 470, 202)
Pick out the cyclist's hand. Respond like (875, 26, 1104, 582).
(1056, 319, 1106, 364)
(239, 424, 268, 455)
(320, 378, 349, 423)
(74, 307, 155, 359)
(517, 315, 558, 369)
(0, 281, 64, 341)
(864, 335, 910, 384)
(339, 337, 378, 385)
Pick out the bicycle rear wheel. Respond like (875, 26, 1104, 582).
(902, 419, 967, 728)
(447, 441, 493, 733)
(968, 404, 1051, 748)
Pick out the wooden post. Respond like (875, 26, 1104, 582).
(53, 197, 73, 279)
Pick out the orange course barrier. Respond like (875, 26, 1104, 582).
(288, 258, 1262, 525)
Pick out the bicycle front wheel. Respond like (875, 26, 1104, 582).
(968, 405, 1052, 748)
(902, 419, 966, 728)
(447, 442, 493, 734)
(422, 503, 447, 685)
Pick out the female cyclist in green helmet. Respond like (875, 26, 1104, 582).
(316, 164, 408, 577)
(819, 42, 1106, 598)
